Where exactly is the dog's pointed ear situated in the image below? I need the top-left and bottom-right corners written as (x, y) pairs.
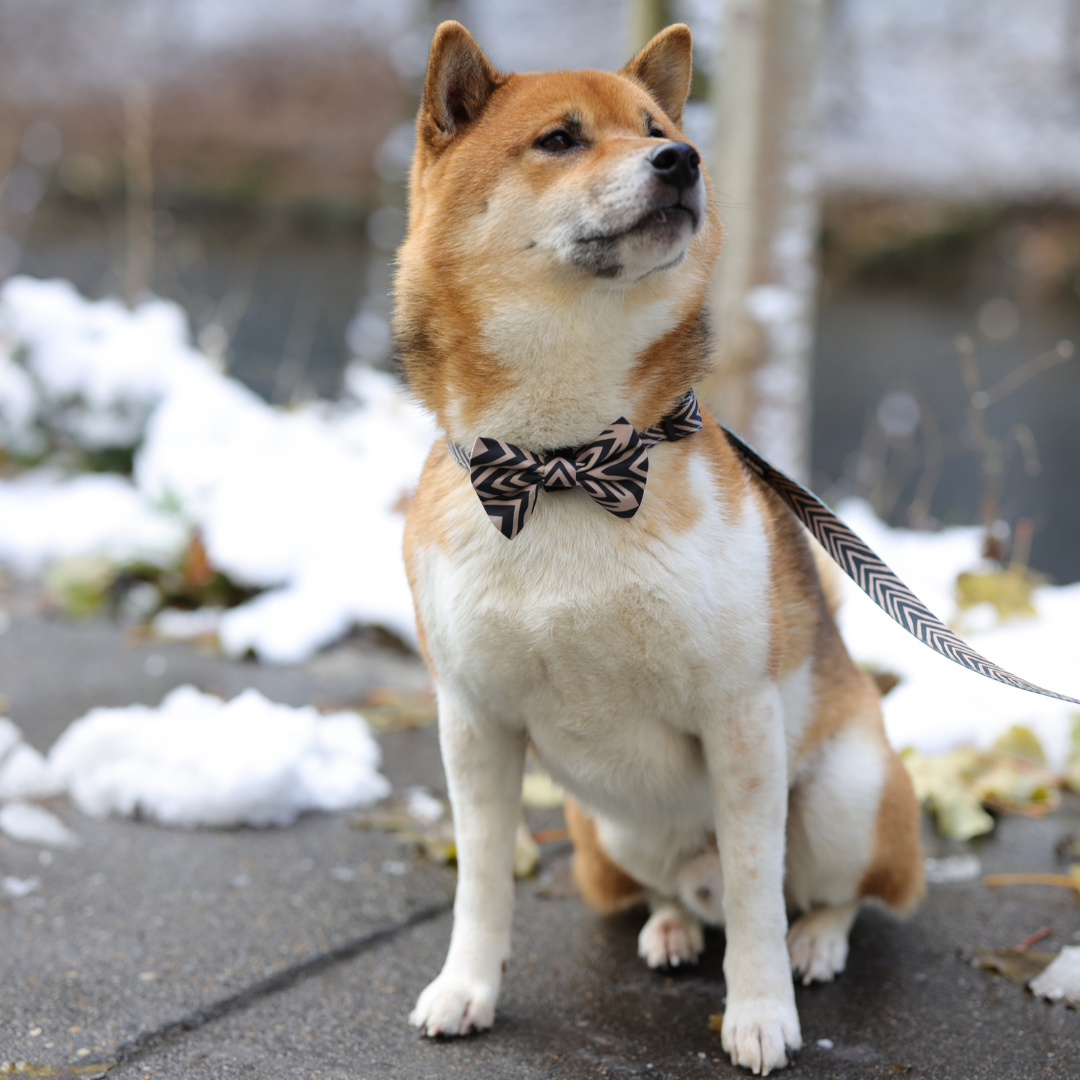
top-left (419, 22), bottom-right (504, 150)
top-left (621, 23), bottom-right (693, 127)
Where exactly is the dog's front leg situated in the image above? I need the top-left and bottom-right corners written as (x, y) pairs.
top-left (704, 683), bottom-right (800, 1075)
top-left (410, 689), bottom-right (526, 1036)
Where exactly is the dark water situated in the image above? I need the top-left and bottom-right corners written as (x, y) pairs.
top-left (813, 291), bottom-right (1080, 585)
top-left (15, 203), bottom-right (1080, 584)
top-left (16, 202), bottom-right (383, 402)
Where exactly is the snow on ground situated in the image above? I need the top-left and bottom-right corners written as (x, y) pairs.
top-left (0, 276), bottom-right (437, 661)
top-left (0, 687), bottom-right (390, 831)
top-left (140, 362), bottom-right (435, 661)
top-left (0, 470), bottom-right (186, 576)
top-left (836, 500), bottom-right (1080, 769)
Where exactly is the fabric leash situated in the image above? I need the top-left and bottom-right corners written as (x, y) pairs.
top-left (720, 424), bottom-right (1080, 706)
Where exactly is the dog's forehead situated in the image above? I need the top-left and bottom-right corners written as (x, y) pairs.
top-left (494, 69), bottom-right (660, 135)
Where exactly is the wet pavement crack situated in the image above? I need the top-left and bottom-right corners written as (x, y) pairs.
top-left (107, 900), bottom-right (452, 1069)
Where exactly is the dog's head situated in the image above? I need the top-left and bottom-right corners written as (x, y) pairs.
top-left (395, 22), bottom-right (722, 448)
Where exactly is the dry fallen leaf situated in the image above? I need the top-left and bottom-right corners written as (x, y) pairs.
top-left (351, 792), bottom-right (455, 864)
top-left (514, 821), bottom-right (540, 878)
top-left (902, 749), bottom-right (994, 839)
top-left (973, 947), bottom-right (1056, 984)
top-left (902, 731), bottom-right (1065, 840)
top-left (860, 664), bottom-right (901, 697)
top-left (44, 555), bottom-right (115, 617)
top-left (993, 725), bottom-right (1047, 764)
top-left (1055, 832), bottom-right (1080, 861)
top-left (955, 566), bottom-right (1044, 622)
top-left (522, 771), bottom-right (565, 808)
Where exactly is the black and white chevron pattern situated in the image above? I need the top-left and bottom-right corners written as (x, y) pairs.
top-left (467, 437), bottom-right (545, 540)
top-left (448, 393), bottom-right (702, 540)
top-left (455, 419), bottom-right (650, 539)
top-left (721, 425), bottom-right (1080, 706)
top-left (640, 391), bottom-right (703, 448)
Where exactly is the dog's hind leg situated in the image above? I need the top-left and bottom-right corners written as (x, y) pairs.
top-left (410, 687), bottom-right (527, 1036)
top-left (784, 716), bottom-right (924, 986)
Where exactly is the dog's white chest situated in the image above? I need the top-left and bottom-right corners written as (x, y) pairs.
top-left (412, 454), bottom-right (772, 822)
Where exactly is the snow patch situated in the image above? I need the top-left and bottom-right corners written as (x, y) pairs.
top-left (47, 686), bottom-right (390, 828)
top-left (0, 802), bottom-right (80, 848)
top-left (0, 471), bottom-right (187, 577)
top-left (0, 277), bottom-right (437, 661)
top-left (151, 606), bottom-right (225, 641)
top-left (0, 741), bottom-right (63, 801)
top-left (0, 717), bottom-right (22, 762)
top-left (2, 875), bottom-right (42, 898)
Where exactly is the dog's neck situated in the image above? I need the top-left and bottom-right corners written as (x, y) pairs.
top-left (434, 284), bottom-right (709, 453)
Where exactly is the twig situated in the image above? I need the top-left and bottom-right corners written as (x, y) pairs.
top-left (908, 396), bottom-right (942, 527)
top-left (1014, 925), bottom-right (1053, 951)
top-left (972, 341), bottom-right (1075, 411)
top-left (984, 872), bottom-right (1080, 890)
top-left (124, 81), bottom-right (154, 306)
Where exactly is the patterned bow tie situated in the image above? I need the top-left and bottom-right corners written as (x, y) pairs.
top-left (449, 391), bottom-right (702, 539)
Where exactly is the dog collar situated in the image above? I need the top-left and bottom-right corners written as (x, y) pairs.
top-left (447, 390), bottom-right (702, 540)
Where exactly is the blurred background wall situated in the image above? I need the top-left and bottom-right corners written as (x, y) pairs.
top-left (1, 0), bottom-right (1078, 581)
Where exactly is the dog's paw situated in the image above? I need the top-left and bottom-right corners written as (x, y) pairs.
top-left (638, 905), bottom-right (704, 969)
top-left (720, 996), bottom-right (801, 1076)
top-left (409, 973), bottom-right (498, 1037)
top-left (786, 907), bottom-right (852, 986)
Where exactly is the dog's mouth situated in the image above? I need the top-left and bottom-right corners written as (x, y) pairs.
top-left (576, 203), bottom-right (699, 249)
top-left (631, 203), bottom-right (698, 236)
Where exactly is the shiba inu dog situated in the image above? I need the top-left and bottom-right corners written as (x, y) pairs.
top-left (397, 21), bottom-right (924, 1075)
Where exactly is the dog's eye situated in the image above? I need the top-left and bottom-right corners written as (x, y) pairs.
top-left (537, 130), bottom-right (576, 153)
top-left (648, 125), bottom-right (665, 138)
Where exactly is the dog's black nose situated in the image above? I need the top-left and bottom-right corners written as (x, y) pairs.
top-left (649, 142), bottom-right (700, 189)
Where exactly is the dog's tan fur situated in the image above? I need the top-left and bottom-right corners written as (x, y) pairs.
top-left (398, 22), bottom-right (923, 1075)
